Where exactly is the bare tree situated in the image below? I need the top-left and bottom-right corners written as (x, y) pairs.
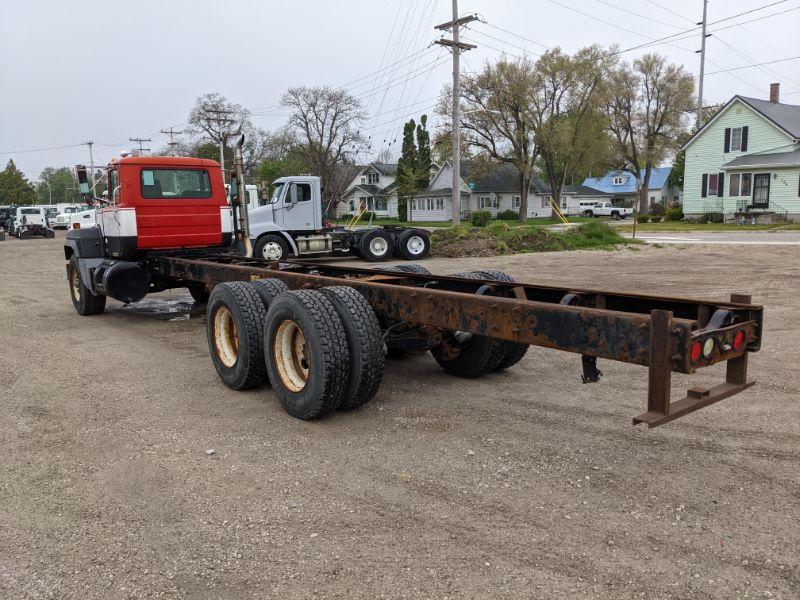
top-left (529, 46), bottom-right (616, 208)
top-left (607, 54), bottom-right (695, 213)
top-left (448, 58), bottom-right (539, 221)
top-left (281, 86), bottom-right (367, 200)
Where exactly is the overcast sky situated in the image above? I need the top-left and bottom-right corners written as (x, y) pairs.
top-left (1, 0), bottom-right (798, 182)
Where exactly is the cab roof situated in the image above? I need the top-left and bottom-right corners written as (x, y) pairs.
top-left (108, 156), bottom-right (221, 168)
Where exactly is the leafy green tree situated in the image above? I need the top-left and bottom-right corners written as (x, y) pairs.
top-left (0, 159), bottom-right (36, 205)
top-left (259, 148), bottom-right (308, 195)
top-left (36, 167), bottom-right (77, 204)
top-left (415, 114), bottom-right (432, 190)
top-left (396, 119), bottom-right (418, 222)
top-left (669, 150), bottom-right (685, 189)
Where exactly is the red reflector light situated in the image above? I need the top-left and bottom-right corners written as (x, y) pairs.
top-left (733, 329), bottom-right (746, 351)
top-left (691, 341), bottom-right (702, 362)
top-left (72, 223), bottom-right (80, 229)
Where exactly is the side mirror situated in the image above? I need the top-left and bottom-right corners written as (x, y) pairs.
top-left (229, 178), bottom-right (239, 202)
top-left (75, 165), bottom-right (92, 201)
top-left (288, 183), bottom-right (298, 207)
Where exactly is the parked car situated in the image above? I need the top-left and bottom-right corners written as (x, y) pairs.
top-left (53, 204), bottom-right (88, 229)
top-left (7, 206), bottom-right (55, 238)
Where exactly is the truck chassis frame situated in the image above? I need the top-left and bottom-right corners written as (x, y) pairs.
top-left (153, 251), bottom-right (763, 427)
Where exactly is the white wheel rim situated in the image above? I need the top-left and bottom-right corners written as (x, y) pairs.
top-left (261, 241), bottom-right (283, 260)
top-left (406, 235), bottom-right (425, 255)
top-left (213, 306), bottom-right (239, 368)
top-left (369, 236), bottom-right (389, 256)
top-left (274, 320), bottom-right (309, 392)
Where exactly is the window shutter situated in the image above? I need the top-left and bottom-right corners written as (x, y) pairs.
top-left (701, 174), bottom-right (708, 198)
top-left (724, 128), bottom-right (731, 152)
top-left (741, 126), bottom-right (749, 152)
top-left (717, 172), bottom-right (724, 197)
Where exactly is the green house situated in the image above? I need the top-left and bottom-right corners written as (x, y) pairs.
top-left (682, 85), bottom-right (800, 222)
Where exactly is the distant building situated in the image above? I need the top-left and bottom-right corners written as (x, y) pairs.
top-left (336, 163), bottom-right (399, 219)
top-left (681, 84), bottom-right (800, 222)
top-left (582, 167), bottom-right (680, 209)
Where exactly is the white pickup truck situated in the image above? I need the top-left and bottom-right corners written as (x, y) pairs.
top-left (583, 202), bottom-right (632, 220)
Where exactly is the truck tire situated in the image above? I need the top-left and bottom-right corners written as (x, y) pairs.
top-left (264, 290), bottom-right (350, 419)
top-left (359, 229), bottom-right (394, 262)
top-left (471, 270), bottom-right (530, 371)
top-left (381, 264), bottom-right (431, 275)
top-left (611, 211), bottom-right (621, 220)
top-left (68, 256), bottom-right (106, 316)
top-left (583, 210), bottom-right (593, 218)
top-left (254, 234), bottom-right (290, 261)
top-left (206, 282), bottom-right (269, 390)
top-left (188, 285), bottom-right (210, 304)
top-left (431, 271), bottom-right (505, 378)
top-left (319, 286), bottom-right (384, 410)
top-left (396, 229), bottom-right (430, 260)
top-left (250, 278), bottom-right (289, 309)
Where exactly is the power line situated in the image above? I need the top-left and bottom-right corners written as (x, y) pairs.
top-left (644, 0), bottom-right (696, 24)
top-left (593, 0), bottom-right (686, 29)
top-left (0, 143), bottom-right (85, 155)
top-left (479, 21), bottom-right (551, 50)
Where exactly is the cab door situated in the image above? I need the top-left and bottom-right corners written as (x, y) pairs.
top-left (281, 181), bottom-right (316, 232)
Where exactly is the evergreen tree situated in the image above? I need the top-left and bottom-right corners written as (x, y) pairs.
top-left (396, 119), bottom-right (417, 222)
top-left (415, 114), bottom-right (432, 190)
top-left (0, 159), bottom-right (36, 205)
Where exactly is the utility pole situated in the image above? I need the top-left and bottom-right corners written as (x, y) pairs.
top-left (160, 127), bottom-right (184, 156)
top-left (84, 140), bottom-right (95, 190)
top-left (206, 109), bottom-right (237, 180)
top-left (435, 1), bottom-right (477, 226)
top-left (696, 0), bottom-right (710, 127)
top-left (129, 137), bottom-right (152, 156)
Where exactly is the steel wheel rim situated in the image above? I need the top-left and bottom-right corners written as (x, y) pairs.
top-left (274, 320), bottom-right (309, 392)
top-left (369, 236), bottom-right (388, 256)
top-left (406, 235), bottom-right (425, 255)
top-left (213, 306), bottom-right (239, 368)
top-left (70, 267), bottom-right (81, 301)
top-left (261, 241), bottom-right (283, 260)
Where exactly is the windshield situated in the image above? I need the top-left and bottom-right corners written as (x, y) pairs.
top-left (63, 206), bottom-right (81, 214)
top-left (269, 182), bottom-right (285, 204)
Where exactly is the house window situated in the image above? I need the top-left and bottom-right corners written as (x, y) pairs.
top-left (436, 197), bottom-right (444, 210)
top-left (360, 176), bottom-right (366, 184)
top-left (612, 176), bottom-right (624, 185)
top-left (729, 173), bottom-right (740, 196)
top-left (707, 173), bottom-right (718, 196)
top-left (730, 127), bottom-right (743, 152)
top-left (541, 196), bottom-right (548, 208)
top-left (375, 197), bottom-right (387, 211)
top-left (512, 195), bottom-right (521, 209)
top-left (740, 173), bottom-right (752, 196)
top-left (349, 199), bottom-right (356, 212)
top-left (367, 172), bottom-right (379, 184)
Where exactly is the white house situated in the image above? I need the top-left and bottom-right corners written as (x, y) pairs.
top-left (409, 161), bottom-right (556, 222)
top-left (336, 162), bottom-right (399, 219)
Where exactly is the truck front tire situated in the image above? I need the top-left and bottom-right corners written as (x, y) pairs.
top-left (264, 290), bottom-right (351, 419)
top-left (396, 229), bottom-right (430, 260)
top-left (68, 256), bottom-right (106, 316)
top-left (254, 234), bottom-right (290, 261)
top-left (207, 282), bottom-right (269, 390)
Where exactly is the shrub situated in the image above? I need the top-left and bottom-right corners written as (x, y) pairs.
top-left (637, 214), bottom-right (650, 223)
top-left (650, 204), bottom-right (665, 216)
top-left (704, 212), bottom-right (724, 223)
top-left (649, 216), bottom-right (662, 223)
top-left (496, 209), bottom-right (519, 221)
top-left (665, 207), bottom-right (684, 221)
top-left (471, 210), bottom-right (492, 227)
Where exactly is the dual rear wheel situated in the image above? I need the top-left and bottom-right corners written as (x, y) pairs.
top-left (206, 279), bottom-right (384, 420)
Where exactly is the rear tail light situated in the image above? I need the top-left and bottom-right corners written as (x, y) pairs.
top-left (691, 341), bottom-right (702, 362)
top-left (733, 329), bottom-right (746, 351)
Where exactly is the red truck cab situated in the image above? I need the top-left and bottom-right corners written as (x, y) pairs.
top-left (99, 156), bottom-right (232, 258)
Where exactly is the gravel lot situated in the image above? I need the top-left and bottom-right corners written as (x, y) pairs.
top-left (1, 233), bottom-right (798, 599)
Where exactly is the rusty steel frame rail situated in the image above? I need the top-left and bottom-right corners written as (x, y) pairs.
top-left (155, 254), bottom-right (763, 427)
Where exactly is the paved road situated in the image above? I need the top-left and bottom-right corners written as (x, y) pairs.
top-left (625, 230), bottom-right (800, 245)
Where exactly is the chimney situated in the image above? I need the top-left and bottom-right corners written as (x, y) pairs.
top-left (770, 82), bottom-right (780, 103)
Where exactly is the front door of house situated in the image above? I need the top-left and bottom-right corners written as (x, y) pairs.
top-left (752, 173), bottom-right (770, 207)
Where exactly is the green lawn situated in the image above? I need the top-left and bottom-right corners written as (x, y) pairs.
top-left (365, 216), bottom-right (596, 228)
top-left (617, 221), bottom-right (800, 232)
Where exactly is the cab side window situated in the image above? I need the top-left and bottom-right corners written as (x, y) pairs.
top-left (296, 183), bottom-right (312, 202)
top-left (108, 169), bottom-right (120, 202)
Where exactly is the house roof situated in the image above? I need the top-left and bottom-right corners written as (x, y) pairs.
top-left (441, 161), bottom-right (540, 193)
top-left (346, 184), bottom-right (383, 196)
top-left (738, 96), bottom-right (800, 139)
top-left (563, 185), bottom-right (612, 197)
top-left (682, 95), bottom-right (800, 150)
top-left (721, 149), bottom-right (800, 170)
top-left (367, 162), bottom-right (398, 176)
top-left (582, 168), bottom-right (671, 194)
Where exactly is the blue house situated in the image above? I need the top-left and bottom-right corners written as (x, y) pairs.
top-left (582, 167), bottom-right (681, 209)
